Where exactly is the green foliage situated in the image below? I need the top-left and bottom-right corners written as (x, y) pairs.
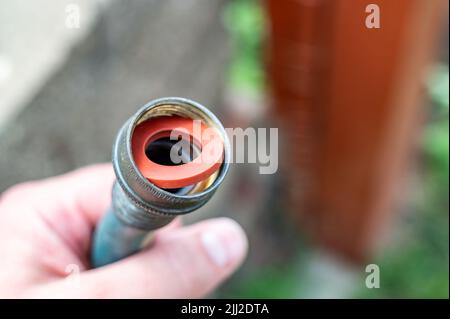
top-left (425, 64), bottom-right (450, 192)
top-left (355, 64), bottom-right (449, 299)
top-left (223, 265), bottom-right (300, 298)
top-left (427, 64), bottom-right (449, 113)
top-left (223, 0), bottom-right (265, 92)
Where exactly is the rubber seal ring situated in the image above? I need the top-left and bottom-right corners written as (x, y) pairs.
top-left (131, 116), bottom-right (224, 189)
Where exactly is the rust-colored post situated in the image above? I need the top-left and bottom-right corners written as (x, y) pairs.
top-left (267, 0), bottom-right (448, 262)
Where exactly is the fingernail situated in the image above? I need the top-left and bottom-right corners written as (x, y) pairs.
top-left (200, 218), bottom-right (248, 267)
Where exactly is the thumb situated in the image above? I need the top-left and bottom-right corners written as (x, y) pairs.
top-left (86, 217), bottom-right (248, 298)
top-left (33, 218), bottom-right (248, 298)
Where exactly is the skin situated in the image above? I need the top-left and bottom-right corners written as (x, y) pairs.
top-left (0, 164), bottom-right (248, 298)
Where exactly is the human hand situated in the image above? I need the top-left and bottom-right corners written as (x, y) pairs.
top-left (0, 164), bottom-right (248, 298)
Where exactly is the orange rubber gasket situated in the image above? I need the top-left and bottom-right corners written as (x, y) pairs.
top-left (131, 116), bottom-right (224, 189)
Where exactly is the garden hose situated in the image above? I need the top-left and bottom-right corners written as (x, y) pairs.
top-left (91, 97), bottom-right (230, 268)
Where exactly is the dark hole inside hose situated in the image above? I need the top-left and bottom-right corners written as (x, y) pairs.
top-left (146, 137), bottom-right (197, 165)
top-left (145, 137), bottom-right (198, 194)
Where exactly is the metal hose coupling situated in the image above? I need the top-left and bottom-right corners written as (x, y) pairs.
top-left (91, 97), bottom-right (230, 268)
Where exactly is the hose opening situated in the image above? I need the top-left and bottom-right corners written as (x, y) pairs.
top-left (131, 113), bottom-right (224, 193)
top-left (145, 135), bottom-right (200, 166)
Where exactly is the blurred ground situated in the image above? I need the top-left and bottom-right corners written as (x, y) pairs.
top-left (0, 0), bottom-right (105, 130)
top-left (0, 0), bottom-right (229, 190)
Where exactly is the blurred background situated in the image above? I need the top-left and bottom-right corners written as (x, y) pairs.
top-left (0, 0), bottom-right (448, 298)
